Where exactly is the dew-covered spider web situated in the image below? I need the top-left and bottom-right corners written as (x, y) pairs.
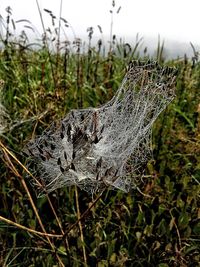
top-left (26, 60), bottom-right (177, 195)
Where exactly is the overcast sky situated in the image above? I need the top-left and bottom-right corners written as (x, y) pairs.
top-left (1, 0), bottom-right (200, 45)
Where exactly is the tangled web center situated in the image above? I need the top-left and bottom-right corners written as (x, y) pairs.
top-left (26, 60), bottom-right (177, 194)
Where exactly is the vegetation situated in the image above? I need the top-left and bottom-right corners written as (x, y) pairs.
top-left (0, 3), bottom-right (199, 266)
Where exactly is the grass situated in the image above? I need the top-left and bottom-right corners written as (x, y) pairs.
top-left (0, 3), bottom-right (200, 267)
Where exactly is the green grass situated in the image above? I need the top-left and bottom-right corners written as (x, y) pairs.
top-left (0, 5), bottom-right (200, 267)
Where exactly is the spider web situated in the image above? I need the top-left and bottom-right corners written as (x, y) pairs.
top-left (26, 60), bottom-right (177, 195)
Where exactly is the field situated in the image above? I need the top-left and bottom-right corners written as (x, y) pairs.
top-left (0, 5), bottom-right (200, 267)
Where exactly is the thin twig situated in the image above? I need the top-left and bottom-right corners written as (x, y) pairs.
top-left (75, 186), bottom-right (87, 265)
top-left (0, 140), bottom-right (70, 263)
top-left (35, 0), bottom-right (56, 87)
top-left (0, 141), bottom-right (69, 242)
top-left (0, 215), bottom-right (62, 238)
top-left (0, 142), bottom-right (65, 266)
top-left (0, 140), bottom-right (42, 187)
top-left (170, 210), bottom-right (182, 249)
top-left (62, 189), bottom-right (105, 241)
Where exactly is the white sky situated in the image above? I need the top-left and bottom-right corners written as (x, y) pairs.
top-left (1, 0), bottom-right (200, 44)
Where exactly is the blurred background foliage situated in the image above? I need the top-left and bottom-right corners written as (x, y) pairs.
top-left (0, 4), bottom-right (200, 267)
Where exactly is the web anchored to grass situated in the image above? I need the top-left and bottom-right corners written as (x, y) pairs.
top-left (26, 60), bottom-right (177, 194)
